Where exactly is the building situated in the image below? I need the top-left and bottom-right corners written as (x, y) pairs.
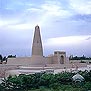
top-left (7, 25), bottom-right (67, 66)
top-left (0, 25), bottom-right (88, 77)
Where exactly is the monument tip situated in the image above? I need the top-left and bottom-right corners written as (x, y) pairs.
top-left (35, 25), bottom-right (39, 29)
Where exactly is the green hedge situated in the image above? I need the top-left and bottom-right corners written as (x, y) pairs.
top-left (0, 71), bottom-right (91, 91)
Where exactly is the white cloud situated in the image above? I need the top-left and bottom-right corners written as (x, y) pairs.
top-left (0, 20), bottom-right (19, 27)
top-left (26, 8), bottom-right (41, 12)
top-left (0, 0), bottom-right (73, 30)
top-left (44, 35), bottom-right (91, 47)
top-left (38, 0), bottom-right (73, 26)
top-left (7, 23), bottom-right (34, 30)
top-left (41, 0), bottom-right (72, 17)
top-left (70, 0), bottom-right (91, 15)
top-left (1, 0), bottom-right (91, 31)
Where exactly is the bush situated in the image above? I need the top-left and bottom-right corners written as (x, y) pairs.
top-left (1, 71), bottom-right (91, 91)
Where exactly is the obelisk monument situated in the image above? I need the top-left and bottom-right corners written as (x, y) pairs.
top-left (32, 25), bottom-right (43, 56)
top-left (31, 25), bottom-right (45, 65)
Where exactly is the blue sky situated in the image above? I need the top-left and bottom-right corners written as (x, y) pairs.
top-left (0, 0), bottom-right (91, 57)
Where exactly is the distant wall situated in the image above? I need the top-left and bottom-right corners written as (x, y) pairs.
top-left (7, 57), bottom-right (31, 65)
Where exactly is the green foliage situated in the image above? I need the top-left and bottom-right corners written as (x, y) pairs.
top-left (1, 76), bottom-right (23, 91)
top-left (1, 71), bottom-right (91, 91)
top-left (69, 55), bottom-right (91, 60)
top-left (0, 54), bottom-right (7, 63)
top-left (54, 72), bottom-right (73, 85)
top-left (8, 55), bottom-right (16, 58)
top-left (0, 54), bottom-right (2, 60)
top-left (83, 82), bottom-right (91, 91)
top-left (80, 70), bottom-right (91, 82)
top-left (39, 73), bottom-right (55, 87)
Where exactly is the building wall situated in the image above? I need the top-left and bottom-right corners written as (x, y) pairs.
top-left (44, 57), bottom-right (53, 64)
top-left (7, 57), bottom-right (31, 65)
top-left (52, 55), bottom-right (58, 64)
top-left (53, 51), bottom-right (66, 64)
top-left (30, 55), bottom-right (45, 65)
top-left (7, 56), bottom-right (47, 66)
top-left (7, 51), bottom-right (68, 66)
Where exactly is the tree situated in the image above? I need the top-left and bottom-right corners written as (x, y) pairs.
top-left (1, 76), bottom-right (23, 91)
top-left (0, 55), bottom-right (2, 60)
top-left (0, 55), bottom-right (3, 63)
top-left (39, 73), bottom-right (55, 87)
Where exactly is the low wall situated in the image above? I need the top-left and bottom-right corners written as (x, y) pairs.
top-left (0, 65), bottom-right (19, 78)
top-left (7, 56), bottom-right (46, 65)
top-left (7, 57), bottom-right (31, 65)
top-left (46, 63), bottom-right (87, 69)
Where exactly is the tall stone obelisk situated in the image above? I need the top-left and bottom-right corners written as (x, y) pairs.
top-left (31, 25), bottom-right (45, 65)
top-left (32, 25), bottom-right (43, 56)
